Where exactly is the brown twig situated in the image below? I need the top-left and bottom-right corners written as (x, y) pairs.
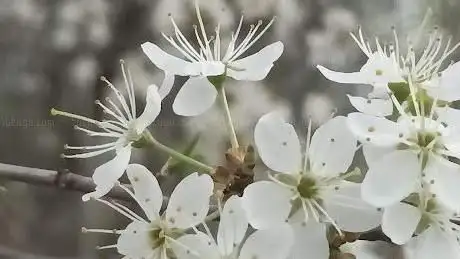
top-left (0, 163), bottom-right (131, 201)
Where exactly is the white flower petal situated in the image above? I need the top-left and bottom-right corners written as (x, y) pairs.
top-left (317, 65), bottom-right (367, 84)
top-left (309, 116), bottom-right (357, 177)
top-left (291, 222), bottom-right (329, 259)
top-left (241, 181), bottom-right (292, 229)
top-left (158, 72), bottom-right (175, 100)
top-left (172, 77), bottom-right (218, 116)
top-left (82, 146), bottom-right (131, 201)
top-left (362, 150), bottom-right (420, 207)
top-left (319, 53), bottom-right (402, 88)
top-left (126, 164), bottom-right (163, 221)
top-left (407, 226), bottom-right (460, 259)
top-left (227, 41), bottom-right (284, 81)
top-left (435, 107), bottom-right (460, 158)
top-left (434, 106), bottom-right (460, 130)
top-left (141, 42), bottom-right (198, 76)
top-left (165, 172), bottom-right (214, 229)
top-left (254, 112), bottom-right (302, 173)
top-left (424, 154), bottom-right (460, 211)
top-left (134, 85), bottom-right (161, 134)
top-left (172, 233), bottom-right (220, 259)
top-left (347, 112), bottom-right (405, 147)
top-left (195, 61), bottom-right (226, 76)
top-left (359, 53), bottom-right (403, 85)
top-left (427, 61), bottom-right (460, 102)
top-left (382, 202), bottom-right (421, 245)
top-left (239, 224), bottom-right (294, 259)
top-left (323, 181), bottom-right (382, 232)
top-left (217, 195), bottom-right (248, 256)
top-left (369, 83), bottom-right (391, 99)
top-left (362, 145), bottom-right (394, 168)
top-left (117, 221), bottom-right (154, 258)
top-left (341, 240), bottom-right (397, 259)
top-left (347, 95), bottom-right (393, 117)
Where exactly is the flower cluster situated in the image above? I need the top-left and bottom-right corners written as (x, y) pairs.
top-left (50, 2), bottom-right (460, 259)
top-left (319, 24), bottom-right (460, 258)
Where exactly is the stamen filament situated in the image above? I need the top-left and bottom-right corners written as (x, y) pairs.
top-left (94, 198), bottom-right (142, 222)
top-left (195, 1), bottom-right (213, 60)
top-left (100, 77), bottom-right (134, 121)
top-left (311, 199), bottom-right (344, 237)
top-left (51, 108), bottom-right (101, 126)
top-left (120, 61), bottom-right (136, 119)
top-left (81, 227), bottom-right (122, 234)
top-left (62, 145), bottom-right (118, 159)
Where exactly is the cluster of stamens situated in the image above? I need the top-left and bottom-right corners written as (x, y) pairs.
top-left (163, 2), bottom-right (275, 66)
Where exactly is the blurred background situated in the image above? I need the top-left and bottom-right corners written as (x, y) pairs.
top-left (0, 0), bottom-right (459, 258)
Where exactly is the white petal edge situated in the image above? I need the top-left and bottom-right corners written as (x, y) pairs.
top-left (241, 181), bottom-right (292, 229)
top-left (347, 112), bottom-right (405, 147)
top-left (238, 223), bottom-right (294, 259)
top-left (362, 145), bottom-right (394, 168)
top-left (323, 181), bottom-right (382, 232)
top-left (158, 71), bottom-right (175, 100)
top-left (341, 240), bottom-right (397, 259)
top-left (254, 112), bottom-right (302, 173)
top-left (227, 41), bottom-right (284, 81)
top-left (291, 222), bottom-right (329, 259)
top-left (427, 61), bottom-right (460, 102)
top-left (424, 155), bottom-right (460, 212)
top-left (172, 233), bottom-right (220, 259)
top-left (126, 164), bottom-right (163, 221)
top-left (82, 146), bottom-right (132, 201)
top-left (217, 195), bottom-right (248, 256)
top-left (165, 172), bottom-right (214, 229)
top-left (317, 65), bottom-right (366, 84)
top-left (172, 77), bottom-right (218, 116)
top-left (361, 150), bottom-right (420, 207)
top-left (309, 116), bottom-right (357, 177)
top-left (141, 42), bottom-right (198, 76)
top-left (135, 84), bottom-right (162, 134)
top-left (382, 202), bottom-right (421, 245)
top-left (117, 221), bottom-right (155, 258)
top-left (406, 226), bottom-right (460, 259)
top-left (347, 94), bottom-right (393, 117)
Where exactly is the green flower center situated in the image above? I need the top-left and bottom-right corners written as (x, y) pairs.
top-left (149, 228), bottom-right (166, 249)
top-left (416, 132), bottom-right (438, 148)
top-left (297, 176), bottom-right (319, 199)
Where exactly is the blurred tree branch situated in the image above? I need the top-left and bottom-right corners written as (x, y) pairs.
top-left (0, 163), bottom-right (131, 201)
top-left (0, 244), bottom-right (78, 259)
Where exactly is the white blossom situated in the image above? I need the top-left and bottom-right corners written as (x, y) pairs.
top-left (241, 113), bottom-right (381, 259)
top-left (171, 195), bottom-right (294, 259)
top-left (83, 164), bottom-right (214, 259)
top-left (141, 1), bottom-right (283, 116)
top-left (51, 62), bottom-right (174, 201)
top-left (348, 102), bottom-right (460, 210)
top-left (317, 26), bottom-right (460, 116)
top-left (383, 199), bottom-right (460, 259)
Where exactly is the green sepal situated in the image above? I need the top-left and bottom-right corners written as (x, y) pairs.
top-left (131, 133), bottom-right (152, 148)
top-left (388, 82), bottom-right (410, 103)
top-left (208, 74), bottom-right (226, 90)
top-left (168, 133), bottom-right (206, 173)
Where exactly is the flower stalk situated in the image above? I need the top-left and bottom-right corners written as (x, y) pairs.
top-left (217, 86), bottom-right (240, 149)
top-left (143, 131), bottom-right (214, 174)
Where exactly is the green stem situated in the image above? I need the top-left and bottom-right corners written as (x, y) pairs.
top-left (143, 131), bottom-right (214, 174)
top-left (217, 87), bottom-right (239, 149)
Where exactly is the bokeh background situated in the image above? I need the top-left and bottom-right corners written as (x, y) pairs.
top-left (0, 0), bottom-right (459, 258)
